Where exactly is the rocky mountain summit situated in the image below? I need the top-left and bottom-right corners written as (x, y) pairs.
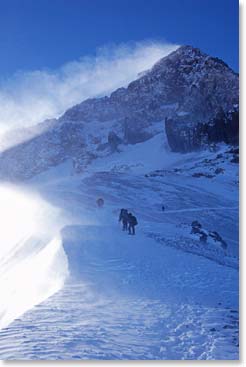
top-left (0, 45), bottom-right (239, 180)
top-left (62, 45), bottom-right (238, 125)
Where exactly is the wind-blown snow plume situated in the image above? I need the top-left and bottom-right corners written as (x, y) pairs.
top-left (0, 185), bottom-right (69, 329)
top-left (0, 41), bottom-right (178, 135)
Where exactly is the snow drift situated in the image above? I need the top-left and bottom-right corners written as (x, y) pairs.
top-left (0, 185), bottom-right (69, 329)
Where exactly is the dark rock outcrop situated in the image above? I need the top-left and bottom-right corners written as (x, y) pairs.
top-left (107, 131), bottom-right (122, 152)
top-left (191, 221), bottom-right (227, 249)
top-left (209, 231), bottom-right (227, 250)
top-left (165, 106), bottom-right (239, 153)
top-left (0, 45), bottom-right (239, 179)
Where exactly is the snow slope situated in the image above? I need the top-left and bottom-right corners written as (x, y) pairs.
top-left (0, 135), bottom-right (239, 360)
top-left (0, 185), bottom-right (69, 330)
top-left (0, 225), bottom-right (238, 360)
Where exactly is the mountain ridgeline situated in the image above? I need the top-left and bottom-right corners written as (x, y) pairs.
top-left (0, 45), bottom-right (239, 180)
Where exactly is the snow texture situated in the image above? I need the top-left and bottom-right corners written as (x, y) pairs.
top-left (0, 46), bottom-right (239, 360)
top-left (0, 135), bottom-right (239, 360)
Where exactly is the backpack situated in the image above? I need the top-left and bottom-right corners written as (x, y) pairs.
top-left (132, 216), bottom-right (138, 225)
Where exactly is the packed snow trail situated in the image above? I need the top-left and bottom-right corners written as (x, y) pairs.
top-left (0, 215), bottom-right (239, 360)
top-left (161, 206), bottom-right (238, 214)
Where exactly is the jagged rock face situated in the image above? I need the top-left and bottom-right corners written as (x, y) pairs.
top-left (0, 45), bottom-right (239, 180)
top-left (62, 46), bottom-right (238, 127)
top-left (165, 106), bottom-right (239, 153)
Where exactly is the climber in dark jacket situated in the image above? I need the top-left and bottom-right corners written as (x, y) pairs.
top-left (128, 213), bottom-right (138, 235)
top-left (119, 208), bottom-right (129, 231)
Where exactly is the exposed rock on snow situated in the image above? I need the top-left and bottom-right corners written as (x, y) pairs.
top-left (0, 45), bottom-right (239, 180)
top-left (191, 221), bottom-right (227, 250)
top-left (107, 131), bottom-right (122, 152)
top-left (165, 106), bottom-right (239, 152)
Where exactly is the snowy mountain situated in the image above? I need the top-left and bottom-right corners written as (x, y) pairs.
top-left (0, 45), bottom-right (239, 180)
top-left (0, 45), bottom-right (239, 360)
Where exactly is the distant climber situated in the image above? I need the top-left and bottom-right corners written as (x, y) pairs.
top-left (96, 198), bottom-right (104, 208)
top-left (128, 213), bottom-right (138, 235)
top-left (162, 205), bottom-right (165, 211)
top-left (119, 208), bottom-right (129, 231)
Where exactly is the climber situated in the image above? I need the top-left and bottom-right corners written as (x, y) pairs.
top-left (128, 213), bottom-right (138, 235)
top-left (96, 198), bottom-right (104, 208)
top-left (119, 208), bottom-right (129, 231)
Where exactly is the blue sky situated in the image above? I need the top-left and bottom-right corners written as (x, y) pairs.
top-left (0, 0), bottom-right (239, 78)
